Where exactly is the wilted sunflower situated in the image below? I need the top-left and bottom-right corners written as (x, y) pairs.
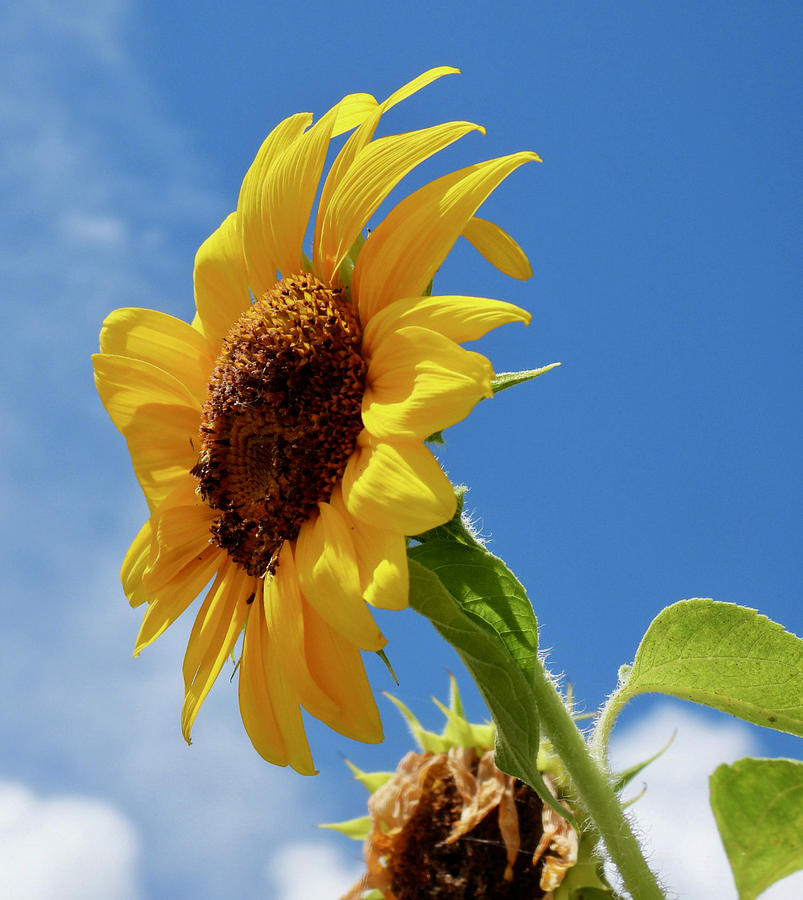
top-left (93, 66), bottom-right (538, 774)
top-left (326, 681), bottom-right (582, 900)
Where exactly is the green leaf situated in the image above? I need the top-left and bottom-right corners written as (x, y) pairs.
top-left (409, 540), bottom-right (538, 681)
top-left (407, 556), bottom-right (574, 825)
top-left (491, 363), bottom-right (561, 394)
top-left (710, 757), bottom-right (803, 900)
top-left (621, 599), bottom-right (803, 736)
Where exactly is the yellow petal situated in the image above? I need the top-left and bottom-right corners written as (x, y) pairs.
top-left (330, 93), bottom-right (379, 136)
top-left (181, 559), bottom-right (252, 742)
top-left (302, 597), bottom-right (383, 744)
top-left (353, 151), bottom-right (540, 323)
top-left (121, 521), bottom-right (154, 608)
top-left (314, 121), bottom-right (484, 283)
top-left (294, 504), bottom-right (386, 652)
top-left (317, 68), bottom-right (459, 227)
top-left (342, 436), bottom-right (456, 534)
top-left (93, 354), bottom-right (198, 434)
top-left (193, 212), bottom-right (251, 352)
top-left (260, 94), bottom-right (378, 278)
top-left (143, 481), bottom-right (217, 592)
top-left (134, 545), bottom-right (222, 655)
top-left (461, 216), bottom-right (533, 280)
top-left (125, 403), bottom-right (200, 512)
top-left (263, 544), bottom-right (341, 725)
top-left (238, 584), bottom-right (317, 775)
top-left (330, 487), bottom-right (408, 610)
top-left (382, 66), bottom-right (461, 110)
top-left (99, 307), bottom-right (213, 404)
top-left (362, 294), bottom-right (531, 355)
top-left (237, 113), bottom-right (312, 298)
top-left (362, 324), bottom-right (493, 440)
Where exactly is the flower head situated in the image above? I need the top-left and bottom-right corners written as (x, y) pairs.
top-left (93, 68), bottom-right (538, 774)
top-left (325, 679), bottom-right (579, 899)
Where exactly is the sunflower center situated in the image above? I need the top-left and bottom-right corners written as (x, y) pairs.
top-left (192, 273), bottom-right (366, 577)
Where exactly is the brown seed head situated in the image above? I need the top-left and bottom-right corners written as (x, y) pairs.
top-left (346, 748), bottom-right (578, 900)
top-left (192, 273), bottom-right (366, 576)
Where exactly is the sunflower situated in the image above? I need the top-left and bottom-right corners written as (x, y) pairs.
top-left (93, 66), bottom-right (538, 775)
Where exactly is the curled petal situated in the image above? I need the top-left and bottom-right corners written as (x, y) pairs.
top-left (363, 325), bottom-right (493, 440)
top-left (330, 488), bottom-right (408, 610)
top-left (192, 212), bottom-right (251, 351)
top-left (121, 521), bottom-right (154, 608)
top-left (461, 216), bottom-right (532, 280)
top-left (302, 598), bottom-right (383, 744)
top-left (353, 151), bottom-right (540, 322)
top-left (342, 436), bottom-right (456, 534)
top-left (257, 95), bottom-right (378, 279)
top-left (238, 583), bottom-right (316, 775)
top-left (100, 308), bottom-right (213, 403)
top-left (295, 504), bottom-right (386, 651)
top-left (142, 480), bottom-right (217, 593)
top-left (92, 355), bottom-right (198, 434)
top-left (134, 546), bottom-right (222, 655)
top-left (314, 120), bottom-right (483, 283)
top-left (363, 294), bottom-right (530, 355)
top-left (314, 66), bottom-right (459, 273)
top-left (124, 404), bottom-right (200, 513)
top-left (263, 544), bottom-right (341, 725)
top-left (181, 559), bottom-right (252, 742)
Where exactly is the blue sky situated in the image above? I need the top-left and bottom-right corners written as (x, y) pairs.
top-left (2, 1), bottom-right (800, 897)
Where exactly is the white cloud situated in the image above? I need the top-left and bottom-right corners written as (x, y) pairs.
top-left (609, 704), bottom-right (803, 899)
top-left (0, 780), bottom-right (141, 900)
top-left (266, 841), bottom-right (365, 900)
top-left (61, 211), bottom-right (128, 246)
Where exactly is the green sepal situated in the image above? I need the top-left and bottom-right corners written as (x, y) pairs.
top-left (710, 757), bottom-right (803, 900)
top-left (610, 732), bottom-right (675, 793)
top-left (334, 232), bottom-right (365, 293)
top-left (343, 758), bottom-right (394, 794)
top-left (375, 648), bottom-right (399, 686)
top-left (431, 696), bottom-right (494, 753)
top-left (319, 816), bottom-right (372, 841)
top-left (491, 363), bottom-right (561, 394)
top-left (383, 692), bottom-right (448, 753)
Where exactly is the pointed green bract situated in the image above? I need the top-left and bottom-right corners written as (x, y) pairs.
top-left (383, 692), bottom-right (449, 753)
top-left (319, 815), bottom-right (372, 841)
top-left (407, 555), bottom-right (574, 825)
top-left (611, 732), bottom-right (675, 794)
top-left (343, 758), bottom-right (394, 793)
top-left (710, 757), bottom-right (803, 900)
top-left (491, 363), bottom-right (561, 394)
top-left (620, 599), bottom-right (803, 736)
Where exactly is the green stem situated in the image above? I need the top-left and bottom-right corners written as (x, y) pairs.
top-left (590, 682), bottom-right (630, 768)
top-left (529, 660), bottom-right (665, 900)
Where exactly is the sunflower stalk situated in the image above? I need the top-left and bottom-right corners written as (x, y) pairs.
top-left (409, 500), bottom-right (665, 899)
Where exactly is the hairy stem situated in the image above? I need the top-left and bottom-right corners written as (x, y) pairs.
top-left (529, 661), bottom-right (665, 900)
